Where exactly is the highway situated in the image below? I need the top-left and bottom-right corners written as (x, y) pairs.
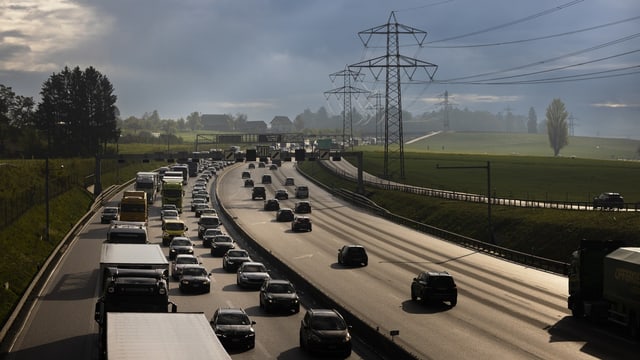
top-left (3, 160), bottom-right (637, 359)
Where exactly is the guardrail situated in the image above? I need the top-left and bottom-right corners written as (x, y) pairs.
top-left (297, 164), bottom-right (570, 276)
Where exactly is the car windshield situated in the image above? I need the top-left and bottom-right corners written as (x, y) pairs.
top-left (205, 229), bottom-right (222, 236)
top-left (200, 217), bottom-right (219, 225)
top-left (165, 223), bottom-right (185, 231)
top-left (227, 250), bottom-right (247, 257)
top-left (176, 257), bottom-right (198, 264)
top-left (104, 208), bottom-right (117, 214)
top-left (214, 236), bottom-right (232, 243)
top-left (217, 313), bottom-right (250, 325)
top-left (267, 283), bottom-right (295, 294)
top-left (163, 210), bottom-right (178, 217)
top-left (243, 264), bottom-right (266, 273)
top-left (183, 267), bottom-right (207, 276)
top-left (312, 315), bottom-right (346, 330)
top-left (172, 239), bottom-right (191, 246)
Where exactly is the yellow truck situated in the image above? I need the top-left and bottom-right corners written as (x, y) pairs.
top-left (162, 219), bottom-right (188, 246)
top-left (119, 190), bottom-right (148, 223)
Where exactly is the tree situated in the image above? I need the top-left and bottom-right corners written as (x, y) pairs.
top-left (186, 112), bottom-right (201, 131)
top-left (35, 66), bottom-right (119, 157)
top-left (545, 98), bottom-right (569, 156)
top-left (527, 107), bottom-right (538, 134)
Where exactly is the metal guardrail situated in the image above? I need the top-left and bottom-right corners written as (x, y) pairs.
top-left (297, 163), bottom-right (570, 276)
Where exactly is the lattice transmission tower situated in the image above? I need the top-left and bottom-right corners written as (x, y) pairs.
top-left (349, 11), bottom-right (438, 179)
top-left (324, 66), bottom-right (369, 149)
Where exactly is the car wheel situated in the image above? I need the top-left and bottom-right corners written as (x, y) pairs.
top-left (450, 298), bottom-right (457, 307)
top-left (294, 304), bottom-right (300, 313)
top-left (299, 333), bottom-right (307, 350)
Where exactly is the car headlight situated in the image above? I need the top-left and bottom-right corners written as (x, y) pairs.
top-left (342, 333), bottom-right (351, 343)
top-left (181, 280), bottom-right (189, 285)
top-left (309, 333), bottom-right (322, 342)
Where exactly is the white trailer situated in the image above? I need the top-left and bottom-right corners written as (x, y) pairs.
top-left (106, 312), bottom-right (231, 360)
top-left (134, 171), bottom-right (158, 203)
top-left (99, 243), bottom-right (169, 288)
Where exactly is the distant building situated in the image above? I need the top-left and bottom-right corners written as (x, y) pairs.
top-left (270, 116), bottom-right (293, 133)
top-left (241, 121), bottom-right (268, 133)
top-left (201, 114), bottom-right (233, 131)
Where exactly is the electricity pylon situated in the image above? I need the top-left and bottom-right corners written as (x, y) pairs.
top-left (324, 66), bottom-right (369, 149)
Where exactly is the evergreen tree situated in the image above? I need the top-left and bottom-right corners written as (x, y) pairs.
top-left (545, 99), bottom-right (569, 156)
top-left (527, 107), bottom-right (538, 134)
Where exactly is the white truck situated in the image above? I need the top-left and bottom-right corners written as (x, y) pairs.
top-left (134, 171), bottom-right (158, 203)
top-left (105, 312), bottom-right (231, 360)
top-left (99, 243), bottom-right (169, 288)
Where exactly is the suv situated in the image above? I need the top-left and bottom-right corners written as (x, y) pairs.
top-left (210, 308), bottom-right (256, 350)
top-left (263, 199), bottom-right (280, 211)
top-left (294, 201), bottom-right (311, 214)
top-left (411, 270), bottom-right (458, 307)
top-left (338, 245), bottom-right (368, 266)
top-left (259, 279), bottom-right (300, 313)
top-left (299, 309), bottom-right (352, 357)
top-left (197, 215), bottom-right (221, 239)
top-left (261, 174), bottom-right (272, 184)
top-left (252, 186), bottom-right (266, 200)
top-left (593, 192), bottom-right (624, 209)
top-left (291, 216), bottom-right (312, 232)
top-left (295, 186), bottom-right (309, 199)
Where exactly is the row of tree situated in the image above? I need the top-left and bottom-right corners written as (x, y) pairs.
top-left (1, 64), bottom-right (575, 158)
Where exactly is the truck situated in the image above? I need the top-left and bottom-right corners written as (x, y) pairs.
top-left (104, 312), bottom-right (230, 360)
top-left (568, 239), bottom-right (640, 338)
top-left (170, 164), bottom-right (189, 185)
top-left (106, 221), bottom-right (148, 244)
top-left (99, 243), bottom-right (169, 289)
top-left (119, 190), bottom-right (148, 223)
top-left (187, 159), bottom-right (199, 177)
top-left (134, 171), bottom-right (158, 204)
top-left (161, 177), bottom-right (184, 212)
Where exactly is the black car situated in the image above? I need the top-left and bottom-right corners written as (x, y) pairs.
top-left (294, 201), bottom-right (311, 214)
top-left (202, 228), bottom-right (224, 248)
top-left (248, 163), bottom-right (256, 169)
top-left (593, 192), bottom-right (624, 209)
top-left (197, 215), bottom-right (221, 239)
top-left (260, 279), bottom-right (300, 313)
top-left (223, 249), bottom-right (252, 272)
top-left (338, 245), bottom-right (368, 266)
top-left (210, 235), bottom-right (235, 256)
top-left (269, 164), bottom-right (278, 170)
top-left (261, 174), bottom-right (272, 184)
top-left (244, 179), bottom-right (254, 187)
top-left (210, 308), bottom-right (256, 350)
top-left (169, 237), bottom-right (194, 260)
top-left (263, 199), bottom-right (280, 211)
top-left (274, 189), bottom-right (288, 200)
top-left (299, 309), bottom-right (352, 357)
top-left (291, 216), bottom-right (312, 232)
top-left (276, 208), bottom-right (294, 222)
top-left (241, 171), bottom-right (251, 179)
top-left (178, 264), bottom-right (211, 293)
top-left (190, 197), bottom-right (207, 212)
top-left (411, 270), bottom-right (458, 307)
top-left (100, 207), bottom-right (119, 223)
top-left (252, 186), bottom-right (266, 200)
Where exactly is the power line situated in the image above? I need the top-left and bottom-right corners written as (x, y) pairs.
top-left (324, 66), bottom-right (369, 149)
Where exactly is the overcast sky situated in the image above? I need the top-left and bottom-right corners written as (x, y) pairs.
top-left (1, 0), bottom-right (639, 138)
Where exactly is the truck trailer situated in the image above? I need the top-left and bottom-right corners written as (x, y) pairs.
top-left (105, 312), bottom-right (230, 360)
top-left (99, 243), bottom-right (169, 288)
top-left (134, 171), bottom-right (158, 204)
top-left (568, 239), bottom-right (640, 338)
top-left (119, 190), bottom-right (148, 223)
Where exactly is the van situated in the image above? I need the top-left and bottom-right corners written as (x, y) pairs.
top-left (295, 186), bottom-right (309, 199)
top-left (162, 219), bottom-right (188, 246)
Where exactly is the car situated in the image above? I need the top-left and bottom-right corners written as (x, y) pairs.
top-left (195, 178), bottom-right (207, 187)
top-left (191, 189), bottom-right (209, 201)
top-left (178, 264), bottom-right (211, 293)
top-left (252, 186), bottom-right (266, 200)
top-left (248, 163), bottom-right (256, 169)
top-left (202, 228), bottom-right (224, 248)
top-left (169, 237), bottom-right (194, 260)
top-left (284, 177), bottom-right (295, 186)
top-left (223, 249), bottom-right (252, 272)
top-left (593, 192), bottom-right (624, 209)
top-left (295, 185), bottom-right (309, 199)
top-left (100, 207), bottom-right (119, 223)
top-left (294, 201), bottom-right (311, 214)
top-left (259, 279), bottom-right (300, 313)
top-left (236, 262), bottom-right (270, 288)
top-left (160, 209), bottom-right (179, 222)
top-left (241, 171), bottom-right (251, 179)
top-left (210, 308), bottom-right (256, 350)
top-left (161, 204), bottom-right (178, 212)
top-left (171, 254), bottom-right (200, 280)
top-left (210, 234), bottom-right (236, 256)
top-left (291, 216), bottom-right (312, 232)
top-left (410, 270), bottom-right (458, 307)
top-left (338, 245), bottom-right (368, 266)
top-left (276, 208), bottom-right (294, 222)
top-left (269, 164), bottom-right (278, 170)
top-left (261, 174), bottom-right (272, 184)
top-left (258, 162), bottom-right (266, 168)
top-left (244, 179), bottom-right (254, 187)
top-left (263, 199), bottom-right (280, 211)
top-left (299, 308), bottom-right (352, 357)
top-left (195, 205), bottom-right (213, 217)
top-left (274, 189), bottom-right (288, 200)
top-left (197, 215), bottom-right (221, 238)
top-left (190, 197), bottom-right (207, 211)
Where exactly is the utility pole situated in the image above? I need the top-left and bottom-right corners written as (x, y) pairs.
top-left (568, 113), bottom-right (577, 136)
top-left (324, 66), bottom-right (369, 150)
top-left (350, 11), bottom-right (438, 179)
top-left (436, 90), bottom-right (456, 131)
top-left (367, 91), bottom-right (384, 144)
